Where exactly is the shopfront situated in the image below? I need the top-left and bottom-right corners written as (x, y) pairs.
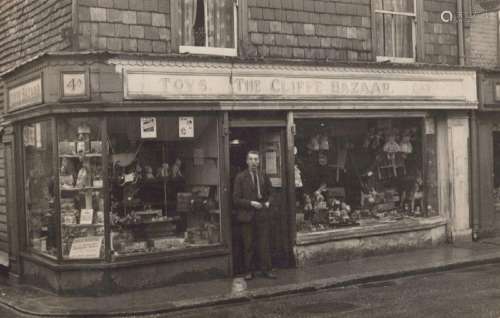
top-left (473, 71), bottom-right (500, 238)
top-left (1, 53), bottom-right (477, 293)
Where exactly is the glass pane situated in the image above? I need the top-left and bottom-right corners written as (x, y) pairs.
top-left (108, 115), bottom-right (221, 257)
top-left (375, 13), bottom-right (414, 58)
top-left (394, 15), bottom-right (413, 58)
top-left (58, 118), bottom-right (104, 260)
top-left (294, 118), bottom-right (428, 234)
top-left (493, 132), bottom-right (500, 211)
top-left (181, 0), bottom-right (235, 48)
top-left (381, 0), bottom-right (414, 13)
top-left (24, 121), bottom-right (57, 258)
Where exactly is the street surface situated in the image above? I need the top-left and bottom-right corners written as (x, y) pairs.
top-left (153, 263), bottom-right (500, 318)
top-left (2, 263), bottom-right (500, 317)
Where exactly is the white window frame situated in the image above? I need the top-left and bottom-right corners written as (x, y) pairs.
top-left (375, 0), bottom-right (417, 63)
top-left (179, 0), bottom-right (238, 57)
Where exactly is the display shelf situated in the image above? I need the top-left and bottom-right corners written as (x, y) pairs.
top-left (62, 223), bottom-right (104, 227)
top-left (59, 153), bottom-right (102, 158)
top-left (60, 186), bottom-right (103, 192)
top-left (111, 217), bottom-right (180, 228)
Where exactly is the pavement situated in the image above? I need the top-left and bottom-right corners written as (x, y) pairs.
top-left (2, 239), bottom-right (500, 317)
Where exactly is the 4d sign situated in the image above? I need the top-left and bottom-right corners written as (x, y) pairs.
top-left (8, 78), bottom-right (42, 111)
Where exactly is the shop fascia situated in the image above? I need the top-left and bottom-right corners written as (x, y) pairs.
top-left (120, 61), bottom-right (477, 104)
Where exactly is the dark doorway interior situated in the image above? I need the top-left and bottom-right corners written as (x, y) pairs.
top-left (229, 127), bottom-right (291, 274)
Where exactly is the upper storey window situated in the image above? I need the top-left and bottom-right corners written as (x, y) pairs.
top-left (179, 0), bottom-right (237, 57)
top-left (374, 0), bottom-right (416, 63)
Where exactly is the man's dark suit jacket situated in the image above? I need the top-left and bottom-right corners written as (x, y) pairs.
top-left (232, 169), bottom-right (271, 223)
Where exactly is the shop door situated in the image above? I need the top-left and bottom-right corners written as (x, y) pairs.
top-left (492, 130), bottom-right (500, 232)
top-left (229, 127), bottom-right (291, 274)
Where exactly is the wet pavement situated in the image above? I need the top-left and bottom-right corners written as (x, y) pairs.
top-left (159, 263), bottom-right (500, 318)
top-left (1, 240), bottom-right (500, 317)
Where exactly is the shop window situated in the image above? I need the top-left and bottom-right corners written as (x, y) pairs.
top-left (294, 118), bottom-right (430, 234)
top-left (108, 115), bottom-right (221, 257)
top-left (179, 0), bottom-right (237, 56)
top-left (58, 118), bottom-right (105, 260)
top-left (373, 0), bottom-right (416, 63)
top-left (23, 120), bottom-right (57, 258)
top-left (493, 131), bottom-right (500, 211)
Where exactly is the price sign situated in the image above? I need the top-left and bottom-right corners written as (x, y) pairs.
top-left (63, 73), bottom-right (86, 97)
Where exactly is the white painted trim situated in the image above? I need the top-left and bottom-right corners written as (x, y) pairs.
top-left (374, 9), bottom-right (416, 17)
top-left (179, 45), bottom-right (237, 56)
top-left (376, 56), bottom-right (416, 63)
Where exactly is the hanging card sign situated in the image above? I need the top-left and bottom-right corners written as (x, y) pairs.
top-left (179, 117), bottom-right (194, 138)
top-left (140, 117), bottom-right (157, 138)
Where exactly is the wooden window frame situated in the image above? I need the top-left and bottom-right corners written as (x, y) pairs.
top-left (178, 0), bottom-right (238, 57)
top-left (372, 0), bottom-right (418, 63)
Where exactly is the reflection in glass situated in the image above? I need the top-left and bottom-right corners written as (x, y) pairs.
top-left (24, 121), bottom-right (57, 258)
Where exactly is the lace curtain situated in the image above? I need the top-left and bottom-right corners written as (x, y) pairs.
top-left (181, 0), bottom-right (234, 48)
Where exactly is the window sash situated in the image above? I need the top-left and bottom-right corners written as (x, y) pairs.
top-left (180, 0), bottom-right (238, 56)
top-left (374, 10), bottom-right (416, 61)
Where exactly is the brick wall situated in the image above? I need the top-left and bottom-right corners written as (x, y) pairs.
top-left (423, 0), bottom-right (459, 65)
top-left (467, 11), bottom-right (498, 67)
top-left (246, 0), bottom-right (372, 61)
top-left (78, 0), bottom-right (171, 53)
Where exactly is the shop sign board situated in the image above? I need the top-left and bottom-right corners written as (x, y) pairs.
top-left (62, 73), bottom-right (86, 97)
top-left (123, 65), bottom-right (476, 103)
top-left (8, 78), bottom-right (42, 110)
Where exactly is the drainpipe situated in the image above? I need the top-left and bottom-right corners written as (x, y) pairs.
top-left (457, 0), bottom-right (465, 66)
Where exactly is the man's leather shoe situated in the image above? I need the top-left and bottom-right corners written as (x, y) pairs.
top-left (261, 271), bottom-right (277, 279)
top-left (244, 273), bottom-right (254, 281)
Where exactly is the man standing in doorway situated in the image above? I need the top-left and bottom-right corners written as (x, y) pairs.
top-left (233, 150), bottom-right (276, 280)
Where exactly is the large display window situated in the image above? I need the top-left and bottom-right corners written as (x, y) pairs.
top-left (22, 114), bottom-right (222, 261)
top-left (294, 117), bottom-right (436, 234)
top-left (23, 120), bottom-right (57, 258)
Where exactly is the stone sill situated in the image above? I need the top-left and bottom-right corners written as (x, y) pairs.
top-left (296, 216), bottom-right (447, 246)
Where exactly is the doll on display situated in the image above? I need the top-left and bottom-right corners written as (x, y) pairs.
top-left (144, 165), bottom-right (155, 179)
top-left (76, 124), bottom-right (91, 154)
top-left (76, 163), bottom-right (90, 188)
top-left (171, 158), bottom-right (183, 179)
top-left (307, 135), bottom-right (320, 152)
top-left (383, 133), bottom-right (400, 161)
top-left (303, 194), bottom-right (313, 220)
top-left (319, 134), bottom-right (329, 151)
top-left (410, 173), bottom-right (424, 215)
top-left (399, 131), bottom-right (413, 157)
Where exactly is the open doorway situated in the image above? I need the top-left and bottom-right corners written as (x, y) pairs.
top-left (229, 127), bottom-right (291, 274)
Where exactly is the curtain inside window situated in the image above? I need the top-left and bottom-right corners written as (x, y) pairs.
top-left (181, 0), bottom-right (235, 48)
top-left (375, 0), bottom-right (414, 58)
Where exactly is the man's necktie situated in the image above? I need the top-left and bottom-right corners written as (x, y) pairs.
top-left (253, 171), bottom-right (262, 200)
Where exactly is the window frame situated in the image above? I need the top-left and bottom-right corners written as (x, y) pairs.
top-left (178, 0), bottom-right (238, 57)
top-left (373, 0), bottom-right (417, 63)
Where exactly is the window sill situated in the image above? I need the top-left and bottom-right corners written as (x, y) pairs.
top-left (296, 216), bottom-right (446, 246)
top-left (21, 245), bottom-right (230, 271)
top-left (376, 56), bottom-right (416, 63)
top-left (179, 45), bottom-right (237, 57)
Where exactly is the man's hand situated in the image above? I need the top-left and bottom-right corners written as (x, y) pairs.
top-left (250, 201), bottom-right (263, 209)
top-left (264, 201), bottom-right (270, 208)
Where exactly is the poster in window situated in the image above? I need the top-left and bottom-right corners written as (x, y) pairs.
top-left (24, 126), bottom-right (36, 147)
top-left (179, 117), bottom-right (194, 138)
top-left (140, 117), bottom-right (157, 139)
top-left (69, 236), bottom-right (103, 259)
